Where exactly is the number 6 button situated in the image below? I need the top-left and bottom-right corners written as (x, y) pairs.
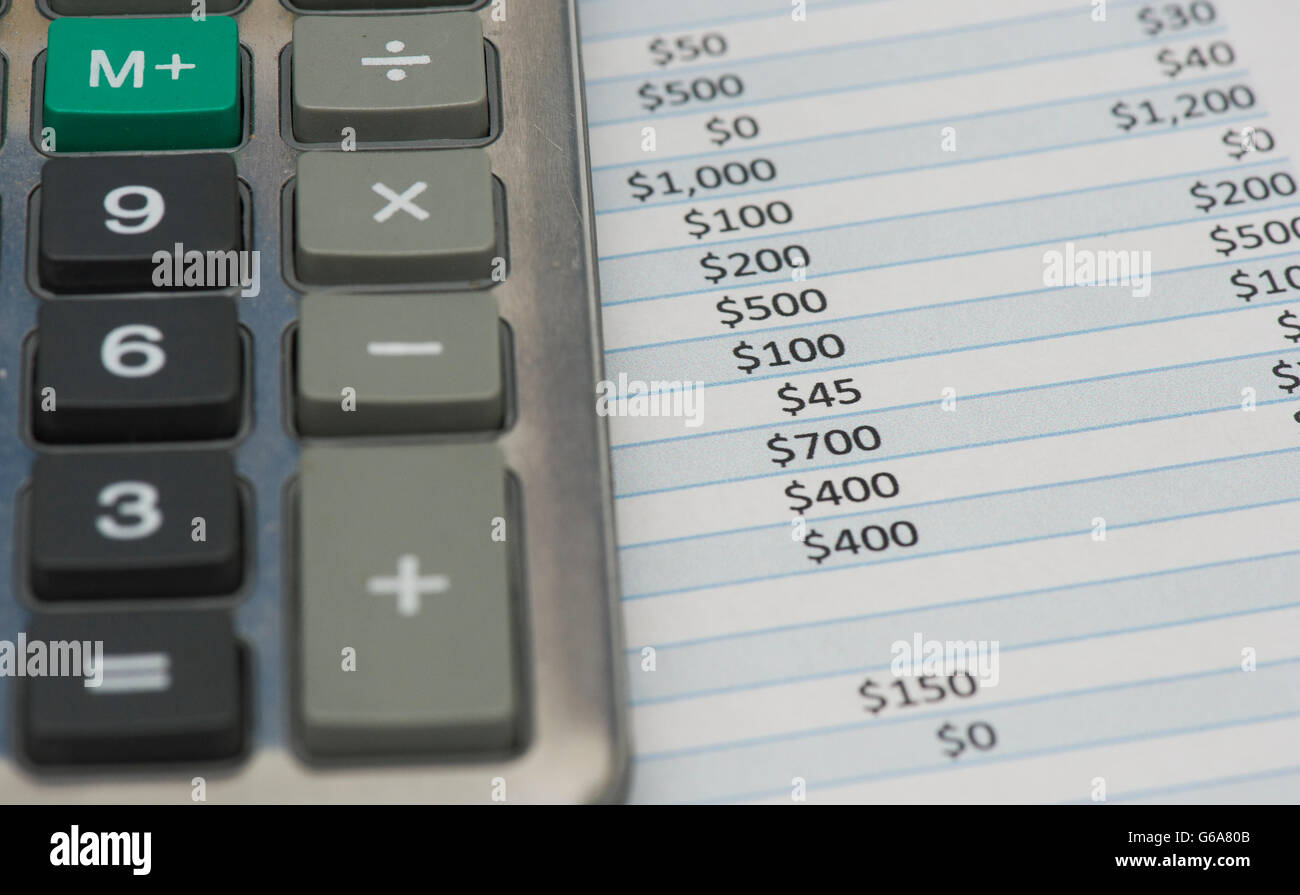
top-left (38, 154), bottom-right (242, 293)
top-left (28, 451), bottom-right (242, 600)
top-left (34, 297), bottom-right (241, 443)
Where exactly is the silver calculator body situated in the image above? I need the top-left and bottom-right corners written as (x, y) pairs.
top-left (0, 0), bottom-right (628, 803)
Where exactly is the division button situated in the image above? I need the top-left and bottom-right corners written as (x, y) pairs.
top-left (292, 12), bottom-right (490, 143)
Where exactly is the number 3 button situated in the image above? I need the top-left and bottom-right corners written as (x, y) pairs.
top-left (28, 451), bottom-right (242, 601)
top-left (33, 297), bottom-right (241, 443)
top-left (38, 154), bottom-right (242, 293)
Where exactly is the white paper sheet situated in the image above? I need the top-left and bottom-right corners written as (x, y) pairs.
top-left (578, 0), bottom-right (1300, 803)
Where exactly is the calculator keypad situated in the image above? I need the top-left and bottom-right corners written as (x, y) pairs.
top-left (293, 149), bottom-right (498, 285)
top-left (22, 10), bottom-right (512, 764)
top-left (33, 296), bottom-right (242, 443)
top-left (38, 154), bottom-right (242, 293)
top-left (29, 451), bottom-right (243, 601)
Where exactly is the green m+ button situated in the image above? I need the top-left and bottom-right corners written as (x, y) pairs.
top-left (43, 16), bottom-right (241, 152)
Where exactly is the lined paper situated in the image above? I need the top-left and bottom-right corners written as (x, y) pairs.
top-left (579, 0), bottom-right (1300, 803)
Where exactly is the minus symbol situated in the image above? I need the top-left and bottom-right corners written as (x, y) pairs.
top-left (367, 341), bottom-right (444, 357)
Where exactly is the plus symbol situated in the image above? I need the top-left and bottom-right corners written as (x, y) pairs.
top-left (154, 54), bottom-right (197, 80)
top-left (366, 554), bottom-right (449, 617)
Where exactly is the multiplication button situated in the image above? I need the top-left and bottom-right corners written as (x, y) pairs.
top-left (292, 12), bottom-right (489, 143)
top-left (296, 292), bottom-right (503, 436)
top-left (293, 149), bottom-right (497, 285)
top-left (297, 444), bottom-right (519, 757)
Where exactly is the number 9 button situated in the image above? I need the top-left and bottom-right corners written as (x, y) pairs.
top-left (37, 154), bottom-right (242, 293)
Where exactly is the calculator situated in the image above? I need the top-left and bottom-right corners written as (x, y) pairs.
top-left (0, 0), bottom-right (628, 803)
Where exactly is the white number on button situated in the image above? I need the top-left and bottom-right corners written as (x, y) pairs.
top-left (96, 481), bottom-right (162, 541)
top-left (104, 185), bottom-right (165, 235)
top-left (102, 324), bottom-right (165, 378)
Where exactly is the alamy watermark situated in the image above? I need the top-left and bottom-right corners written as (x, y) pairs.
top-left (596, 373), bottom-right (705, 428)
top-left (50, 826), bottom-right (151, 876)
top-left (891, 632), bottom-right (1000, 686)
top-left (152, 243), bottom-right (261, 297)
top-left (0, 634), bottom-right (104, 687)
top-left (1042, 241), bottom-right (1152, 298)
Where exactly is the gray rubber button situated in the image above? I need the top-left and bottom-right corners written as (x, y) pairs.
top-left (297, 444), bottom-right (519, 757)
top-left (294, 149), bottom-right (497, 285)
top-left (292, 12), bottom-right (489, 143)
top-left (295, 291), bottom-right (504, 436)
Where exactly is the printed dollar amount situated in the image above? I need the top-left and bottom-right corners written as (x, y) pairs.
top-left (1223, 126), bottom-right (1276, 160)
top-left (1137, 1), bottom-right (1217, 37)
top-left (802, 520), bottom-right (919, 564)
top-left (685, 200), bottom-right (794, 240)
top-left (717, 287), bottom-right (828, 328)
top-left (1232, 266), bottom-right (1300, 302)
top-left (786, 472), bottom-right (900, 514)
top-left (858, 673), bottom-right (981, 716)
top-left (777, 377), bottom-right (861, 416)
top-left (936, 720), bottom-right (998, 759)
top-left (1210, 216), bottom-right (1300, 257)
top-left (766, 424), bottom-right (882, 468)
top-left (705, 114), bottom-right (760, 146)
top-left (648, 32), bottom-right (728, 68)
top-left (1188, 171), bottom-right (1295, 213)
top-left (1156, 41), bottom-right (1234, 78)
top-left (700, 244), bottom-right (810, 284)
top-left (733, 333), bottom-right (845, 374)
top-left (1110, 85), bottom-right (1254, 131)
top-left (637, 74), bottom-right (744, 112)
top-left (627, 158), bottom-right (777, 202)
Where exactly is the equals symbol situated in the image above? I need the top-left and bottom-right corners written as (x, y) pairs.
top-left (362, 40), bottom-right (431, 82)
top-left (86, 652), bottom-right (172, 694)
